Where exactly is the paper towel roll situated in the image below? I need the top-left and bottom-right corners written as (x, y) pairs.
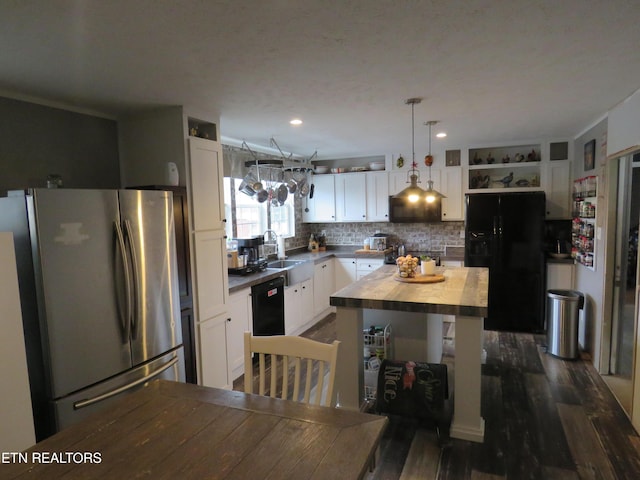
top-left (277, 236), bottom-right (286, 259)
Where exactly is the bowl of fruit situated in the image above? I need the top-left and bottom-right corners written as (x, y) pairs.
top-left (396, 254), bottom-right (419, 278)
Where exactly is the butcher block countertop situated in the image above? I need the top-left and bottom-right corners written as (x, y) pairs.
top-left (330, 265), bottom-right (488, 317)
top-left (5, 380), bottom-right (388, 480)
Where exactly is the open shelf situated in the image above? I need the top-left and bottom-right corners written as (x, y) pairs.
top-left (468, 144), bottom-right (542, 191)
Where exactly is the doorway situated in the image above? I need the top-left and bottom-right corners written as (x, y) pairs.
top-left (606, 154), bottom-right (640, 414)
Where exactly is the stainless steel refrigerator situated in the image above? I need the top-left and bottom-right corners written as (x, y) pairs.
top-left (1, 188), bottom-right (185, 440)
top-left (464, 191), bottom-right (546, 332)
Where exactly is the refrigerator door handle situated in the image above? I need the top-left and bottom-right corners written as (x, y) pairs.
top-left (114, 221), bottom-right (132, 343)
top-left (123, 219), bottom-right (140, 340)
top-left (73, 355), bottom-right (179, 410)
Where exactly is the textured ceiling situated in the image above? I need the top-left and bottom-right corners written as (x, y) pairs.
top-left (0, 1), bottom-right (639, 159)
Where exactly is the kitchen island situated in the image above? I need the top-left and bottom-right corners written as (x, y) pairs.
top-left (330, 264), bottom-right (488, 443)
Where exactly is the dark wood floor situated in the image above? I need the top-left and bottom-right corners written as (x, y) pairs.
top-left (236, 315), bottom-right (640, 479)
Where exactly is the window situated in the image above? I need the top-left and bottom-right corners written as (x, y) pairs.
top-left (223, 177), bottom-right (295, 239)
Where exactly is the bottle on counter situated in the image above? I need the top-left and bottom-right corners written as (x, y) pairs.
top-left (308, 234), bottom-right (319, 252)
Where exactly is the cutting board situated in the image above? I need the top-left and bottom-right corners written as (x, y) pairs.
top-left (393, 274), bottom-right (445, 284)
top-left (355, 248), bottom-right (392, 254)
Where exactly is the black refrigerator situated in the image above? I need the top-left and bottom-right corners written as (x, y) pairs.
top-left (465, 192), bottom-right (546, 332)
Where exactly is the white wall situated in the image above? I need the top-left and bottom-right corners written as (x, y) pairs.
top-left (608, 88), bottom-right (640, 157)
top-left (0, 233), bottom-right (35, 451)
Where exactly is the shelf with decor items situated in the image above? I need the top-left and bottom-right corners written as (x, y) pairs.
top-left (571, 176), bottom-right (597, 270)
top-left (467, 144), bottom-right (542, 191)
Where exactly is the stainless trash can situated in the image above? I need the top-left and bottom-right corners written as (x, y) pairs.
top-left (546, 290), bottom-right (584, 359)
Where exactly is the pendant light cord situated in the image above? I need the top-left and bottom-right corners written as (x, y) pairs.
top-left (411, 101), bottom-right (416, 172)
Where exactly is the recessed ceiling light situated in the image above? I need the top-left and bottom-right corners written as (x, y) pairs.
top-left (290, 118), bottom-right (303, 125)
top-left (436, 132), bottom-right (447, 138)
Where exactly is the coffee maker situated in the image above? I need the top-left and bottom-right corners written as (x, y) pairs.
top-left (229, 236), bottom-right (268, 275)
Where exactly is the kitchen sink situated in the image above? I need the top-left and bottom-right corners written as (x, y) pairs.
top-left (267, 259), bottom-right (304, 269)
top-left (266, 259), bottom-right (314, 285)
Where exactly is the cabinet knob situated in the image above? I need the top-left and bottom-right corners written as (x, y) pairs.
top-left (223, 218), bottom-right (227, 223)
top-left (227, 318), bottom-right (231, 322)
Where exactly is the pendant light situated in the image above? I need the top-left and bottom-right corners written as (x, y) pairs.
top-left (423, 120), bottom-right (446, 204)
top-left (392, 98), bottom-right (426, 203)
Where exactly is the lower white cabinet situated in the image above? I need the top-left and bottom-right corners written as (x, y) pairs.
top-left (226, 288), bottom-right (252, 382)
top-left (547, 262), bottom-right (575, 290)
top-left (356, 258), bottom-right (384, 281)
top-left (285, 278), bottom-right (314, 335)
top-left (335, 257), bottom-right (357, 291)
top-left (198, 311), bottom-right (230, 390)
top-left (314, 259), bottom-right (336, 317)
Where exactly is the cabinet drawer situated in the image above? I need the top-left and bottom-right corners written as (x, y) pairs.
top-left (356, 258), bottom-right (383, 271)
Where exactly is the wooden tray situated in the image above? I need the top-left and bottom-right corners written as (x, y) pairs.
top-left (393, 273), bottom-right (445, 284)
top-left (355, 248), bottom-right (392, 254)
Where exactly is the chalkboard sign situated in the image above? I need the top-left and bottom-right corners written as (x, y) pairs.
top-left (375, 360), bottom-right (448, 421)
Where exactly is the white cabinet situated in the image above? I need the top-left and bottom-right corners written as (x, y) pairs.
top-left (187, 137), bottom-right (226, 231)
top-left (335, 257), bottom-right (357, 291)
top-left (314, 259), bottom-right (335, 317)
top-left (366, 171), bottom-right (389, 221)
top-left (335, 173), bottom-right (366, 221)
top-left (441, 167), bottom-right (463, 221)
top-left (285, 278), bottom-right (314, 335)
top-left (547, 262), bottom-right (575, 290)
top-left (226, 288), bottom-right (252, 382)
top-left (192, 230), bottom-right (228, 321)
top-left (545, 160), bottom-right (572, 219)
top-left (198, 311), bottom-right (230, 390)
top-left (356, 258), bottom-right (383, 281)
top-left (303, 174), bottom-right (336, 222)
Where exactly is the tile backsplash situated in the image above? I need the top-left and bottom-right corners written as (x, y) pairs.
top-left (287, 200), bottom-right (464, 253)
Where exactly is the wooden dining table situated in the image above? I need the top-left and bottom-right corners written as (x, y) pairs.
top-left (3, 380), bottom-right (388, 479)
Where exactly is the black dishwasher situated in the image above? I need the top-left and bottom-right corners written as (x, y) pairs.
top-left (251, 276), bottom-right (285, 336)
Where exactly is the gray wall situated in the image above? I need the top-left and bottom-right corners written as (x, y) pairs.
top-left (0, 97), bottom-right (120, 195)
top-left (573, 118), bottom-right (608, 365)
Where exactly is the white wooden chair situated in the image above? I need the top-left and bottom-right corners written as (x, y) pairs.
top-left (243, 331), bottom-right (340, 407)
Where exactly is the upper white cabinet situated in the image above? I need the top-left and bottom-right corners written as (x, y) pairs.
top-left (545, 160), bottom-right (572, 219)
top-left (303, 174), bottom-right (336, 222)
top-left (440, 167), bottom-right (463, 221)
top-left (366, 171), bottom-right (389, 221)
top-left (335, 173), bottom-right (366, 221)
top-left (187, 137), bottom-right (225, 231)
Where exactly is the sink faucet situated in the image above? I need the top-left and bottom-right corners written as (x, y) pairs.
top-left (263, 230), bottom-right (278, 256)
